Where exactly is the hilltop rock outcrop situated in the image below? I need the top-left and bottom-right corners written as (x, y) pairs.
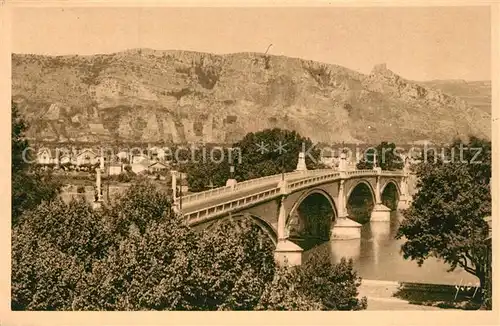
top-left (12, 50), bottom-right (491, 144)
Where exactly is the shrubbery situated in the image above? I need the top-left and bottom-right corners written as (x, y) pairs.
top-left (12, 180), bottom-right (367, 311)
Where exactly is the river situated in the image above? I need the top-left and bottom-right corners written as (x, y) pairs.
top-left (303, 211), bottom-right (479, 286)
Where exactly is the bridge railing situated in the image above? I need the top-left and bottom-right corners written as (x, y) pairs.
top-left (185, 186), bottom-right (282, 225)
top-left (180, 168), bottom-right (404, 207)
top-left (288, 171), bottom-right (341, 191)
top-left (380, 170), bottom-right (405, 177)
top-left (182, 168), bottom-right (406, 225)
top-left (345, 170), bottom-right (375, 177)
top-left (180, 172), bottom-right (294, 205)
top-left (181, 169), bottom-right (335, 206)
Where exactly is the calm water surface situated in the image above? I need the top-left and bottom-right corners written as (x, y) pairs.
top-left (304, 211), bottom-right (478, 285)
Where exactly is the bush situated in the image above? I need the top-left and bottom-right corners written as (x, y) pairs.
top-left (117, 172), bottom-right (131, 183)
top-left (76, 186), bottom-right (85, 193)
top-left (295, 253), bottom-right (367, 310)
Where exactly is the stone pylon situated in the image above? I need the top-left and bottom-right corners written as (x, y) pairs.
top-left (296, 152), bottom-right (307, 171)
top-left (331, 177), bottom-right (362, 239)
top-left (92, 167), bottom-right (104, 209)
top-left (100, 148), bottom-right (105, 171)
top-left (338, 152), bottom-right (347, 171)
top-left (370, 167), bottom-right (391, 222)
top-left (274, 179), bottom-right (303, 266)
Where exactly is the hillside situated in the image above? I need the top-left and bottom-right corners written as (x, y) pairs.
top-left (12, 49), bottom-right (491, 144)
top-left (420, 80), bottom-right (491, 115)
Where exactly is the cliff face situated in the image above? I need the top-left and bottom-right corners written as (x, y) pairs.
top-left (12, 49), bottom-right (491, 144)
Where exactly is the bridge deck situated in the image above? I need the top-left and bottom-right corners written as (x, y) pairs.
top-left (180, 172), bottom-right (316, 214)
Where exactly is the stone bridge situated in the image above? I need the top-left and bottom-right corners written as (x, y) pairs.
top-left (175, 153), bottom-right (412, 265)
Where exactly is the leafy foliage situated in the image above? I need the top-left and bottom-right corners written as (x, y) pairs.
top-left (295, 253), bottom-right (367, 310)
top-left (185, 128), bottom-right (322, 191)
top-left (11, 102), bottom-right (62, 226)
top-left (12, 180), bottom-right (367, 311)
top-left (397, 137), bottom-right (491, 292)
top-left (258, 252), bottom-right (367, 311)
top-left (356, 141), bottom-right (403, 171)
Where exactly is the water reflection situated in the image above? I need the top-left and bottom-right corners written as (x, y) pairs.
top-left (304, 211), bottom-right (478, 285)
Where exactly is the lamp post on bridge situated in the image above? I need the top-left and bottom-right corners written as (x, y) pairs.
top-left (226, 164), bottom-right (237, 189)
top-left (281, 152), bottom-right (285, 181)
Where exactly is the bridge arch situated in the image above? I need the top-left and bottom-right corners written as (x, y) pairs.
top-left (380, 179), bottom-right (400, 211)
top-left (205, 213), bottom-right (278, 245)
top-left (286, 189), bottom-right (337, 242)
top-left (346, 180), bottom-right (376, 224)
top-left (346, 180), bottom-right (376, 203)
top-left (381, 179), bottom-right (401, 196)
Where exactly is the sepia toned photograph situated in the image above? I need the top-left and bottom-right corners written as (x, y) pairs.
top-left (6, 2), bottom-right (495, 317)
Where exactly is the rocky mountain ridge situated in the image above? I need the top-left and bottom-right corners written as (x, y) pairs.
top-left (12, 49), bottom-right (491, 144)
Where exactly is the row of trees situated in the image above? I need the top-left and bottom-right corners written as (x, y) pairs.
top-left (12, 181), bottom-right (367, 311)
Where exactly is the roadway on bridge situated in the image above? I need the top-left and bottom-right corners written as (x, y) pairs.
top-left (180, 172), bottom-right (327, 214)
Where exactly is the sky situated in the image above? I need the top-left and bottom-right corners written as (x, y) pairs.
top-left (11, 6), bottom-right (491, 81)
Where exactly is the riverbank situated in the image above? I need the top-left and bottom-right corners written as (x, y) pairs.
top-left (359, 279), bottom-right (484, 310)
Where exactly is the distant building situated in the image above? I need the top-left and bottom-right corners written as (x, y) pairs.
top-left (131, 160), bottom-right (150, 174)
top-left (148, 161), bottom-right (169, 173)
top-left (320, 150), bottom-right (336, 167)
top-left (131, 154), bottom-right (148, 164)
top-left (109, 163), bottom-right (123, 175)
top-left (37, 148), bottom-right (52, 165)
top-left (148, 146), bottom-right (168, 162)
top-left (76, 149), bottom-right (98, 165)
top-left (59, 153), bottom-right (72, 165)
top-left (116, 151), bottom-right (129, 162)
top-left (157, 148), bottom-right (167, 161)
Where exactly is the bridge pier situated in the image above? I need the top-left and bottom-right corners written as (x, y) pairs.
top-left (331, 217), bottom-right (362, 240)
top-left (396, 169), bottom-right (411, 210)
top-left (397, 195), bottom-right (411, 210)
top-left (396, 157), bottom-right (412, 211)
top-left (331, 178), bottom-right (361, 239)
top-left (274, 181), bottom-right (304, 266)
top-left (370, 204), bottom-right (391, 221)
top-left (370, 168), bottom-right (391, 222)
top-left (274, 240), bottom-right (304, 266)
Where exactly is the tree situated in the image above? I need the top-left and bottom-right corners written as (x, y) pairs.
top-left (396, 136), bottom-right (491, 294)
top-left (257, 252), bottom-right (367, 311)
top-left (11, 102), bottom-right (61, 226)
top-left (257, 265), bottom-right (323, 310)
top-left (294, 252), bottom-right (367, 310)
top-left (356, 141), bottom-right (403, 171)
top-left (186, 128), bottom-right (323, 191)
top-left (11, 199), bottom-right (111, 310)
top-left (12, 102), bottom-right (29, 174)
